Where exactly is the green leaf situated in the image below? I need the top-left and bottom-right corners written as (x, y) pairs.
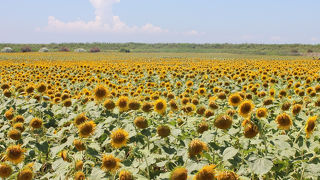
top-left (222, 147), bottom-right (238, 161)
top-left (89, 167), bottom-right (106, 180)
top-left (249, 158), bottom-right (273, 175)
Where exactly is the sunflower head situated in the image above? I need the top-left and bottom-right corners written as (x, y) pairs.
top-left (74, 113), bottom-right (88, 126)
top-left (111, 129), bottom-right (129, 149)
top-left (73, 139), bottom-right (86, 151)
top-left (204, 109), bottom-right (214, 118)
top-left (13, 123), bottom-right (25, 132)
top-left (215, 171), bottom-right (239, 180)
top-left (119, 170), bottom-right (133, 180)
top-left (134, 116), bottom-right (148, 129)
top-left (170, 167), bottom-right (188, 180)
top-left (238, 100), bottom-right (254, 117)
top-left (256, 107), bottom-right (268, 119)
top-left (75, 160), bottom-right (84, 171)
top-left (243, 121), bottom-right (259, 138)
top-left (6, 144), bottom-right (25, 164)
top-left (275, 113), bottom-right (292, 130)
top-left (101, 154), bottom-right (121, 172)
top-left (214, 115), bottom-right (232, 130)
top-left (128, 99), bottom-right (141, 110)
top-left (292, 104), bottom-right (302, 116)
top-left (0, 163), bottom-right (12, 178)
top-left (197, 121), bottom-right (209, 134)
top-left (8, 129), bottom-right (21, 140)
top-left (78, 121), bottom-right (96, 138)
top-left (194, 165), bottom-right (216, 180)
top-left (4, 108), bottom-right (14, 120)
top-left (154, 99), bottom-right (167, 115)
top-left (228, 93), bottom-right (242, 106)
top-left (103, 99), bottom-right (115, 110)
top-left (188, 139), bottom-right (208, 157)
top-left (17, 168), bottom-right (33, 180)
top-left (94, 85), bottom-right (108, 101)
top-left (142, 102), bottom-right (153, 113)
top-left (29, 117), bottom-right (43, 129)
top-left (74, 171), bottom-right (85, 180)
top-left (117, 96), bottom-right (129, 112)
top-left (157, 125), bottom-right (171, 138)
top-left (306, 116), bottom-right (317, 138)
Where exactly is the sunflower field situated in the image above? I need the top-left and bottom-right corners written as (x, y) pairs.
top-left (0, 52), bottom-right (320, 180)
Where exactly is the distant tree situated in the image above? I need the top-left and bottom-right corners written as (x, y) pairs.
top-left (119, 48), bottom-right (130, 53)
top-left (307, 49), bottom-right (313, 53)
top-left (291, 49), bottom-right (299, 54)
top-left (59, 47), bottom-right (70, 52)
top-left (90, 47), bottom-right (100, 53)
top-left (21, 46), bottom-right (32, 52)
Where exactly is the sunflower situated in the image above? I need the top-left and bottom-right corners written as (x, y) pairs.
top-left (198, 88), bottom-right (206, 96)
top-left (214, 115), bottom-right (232, 130)
top-left (197, 121), bottom-right (209, 134)
top-left (29, 117), bottom-right (43, 129)
top-left (128, 99), bottom-right (141, 110)
top-left (4, 108), bottom-right (14, 120)
top-left (73, 139), bottom-right (86, 151)
top-left (119, 170), bottom-right (133, 180)
top-left (8, 129), bottom-right (21, 140)
top-left (170, 167), bottom-right (188, 180)
top-left (17, 168), bottom-right (33, 180)
top-left (74, 113), bottom-right (88, 126)
top-left (256, 107), bottom-right (267, 119)
top-left (275, 113), bottom-right (292, 130)
top-left (110, 129), bottom-right (129, 148)
top-left (243, 120), bottom-right (259, 138)
top-left (60, 150), bottom-right (70, 162)
top-left (154, 99), bottom-right (167, 115)
top-left (0, 163), bottom-right (12, 178)
top-left (215, 171), bottom-right (239, 180)
top-left (94, 85), bottom-right (108, 101)
top-left (75, 160), bottom-right (84, 170)
top-left (193, 165), bottom-right (216, 180)
top-left (238, 100), bottom-right (254, 117)
top-left (292, 104), bottom-right (302, 116)
top-left (6, 145), bottom-right (25, 164)
top-left (103, 99), bottom-right (115, 110)
top-left (306, 116), bottom-right (317, 138)
top-left (134, 116), bottom-right (148, 129)
top-left (13, 123), bottom-right (25, 132)
top-left (74, 171), bottom-right (85, 180)
top-left (78, 121), bottom-right (96, 138)
top-left (228, 93), bottom-right (242, 106)
top-left (157, 125), bottom-right (170, 138)
top-left (188, 139), bottom-right (208, 157)
top-left (101, 154), bottom-right (121, 172)
top-left (142, 102), bottom-right (153, 113)
top-left (117, 96), bottom-right (129, 112)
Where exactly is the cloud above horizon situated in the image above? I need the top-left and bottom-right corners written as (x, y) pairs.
top-left (38, 0), bottom-right (176, 34)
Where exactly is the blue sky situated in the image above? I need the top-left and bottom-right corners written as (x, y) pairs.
top-left (0, 0), bottom-right (319, 44)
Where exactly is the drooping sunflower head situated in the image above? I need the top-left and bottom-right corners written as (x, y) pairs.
top-left (188, 139), bottom-right (208, 157)
top-left (170, 167), bottom-right (188, 180)
top-left (306, 116), bottom-right (317, 138)
top-left (17, 168), bottom-right (33, 180)
top-left (13, 122), bottom-right (25, 132)
top-left (128, 99), bottom-right (141, 110)
top-left (238, 100), bottom-right (254, 117)
top-left (4, 108), bottom-right (14, 120)
top-left (110, 128), bottom-right (129, 149)
top-left (243, 120), bottom-right (259, 138)
top-left (142, 102), bottom-right (153, 113)
top-left (275, 113), bottom-right (292, 130)
top-left (74, 171), bottom-right (85, 180)
top-left (94, 84), bottom-right (108, 101)
top-left (75, 160), bottom-right (84, 171)
top-left (0, 163), bottom-right (12, 178)
top-left (101, 154), bottom-right (121, 172)
top-left (228, 93), bottom-right (242, 106)
top-left (292, 104), bottom-right (302, 116)
top-left (73, 139), bottom-right (86, 151)
top-left (6, 144), bottom-right (25, 164)
top-left (197, 121), bottom-right (209, 134)
top-left (8, 129), bottom-right (21, 140)
top-left (193, 165), bottom-right (216, 180)
top-left (13, 115), bottom-right (25, 124)
top-left (29, 117), bottom-right (43, 129)
top-left (78, 121), bottom-right (96, 138)
top-left (215, 171), bottom-right (239, 180)
top-left (119, 170), bottom-right (133, 180)
top-left (74, 113), bottom-right (88, 126)
top-left (157, 125), bottom-right (170, 138)
top-left (256, 107), bottom-right (268, 119)
top-left (103, 99), bottom-right (115, 110)
top-left (214, 115), bottom-right (232, 130)
top-left (117, 96), bottom-right (129, 112)
top-left (134, 116), bottom-right (148, 129)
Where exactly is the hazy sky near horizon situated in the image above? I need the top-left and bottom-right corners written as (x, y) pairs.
top-left (0, 0), bottom-right (319, 44)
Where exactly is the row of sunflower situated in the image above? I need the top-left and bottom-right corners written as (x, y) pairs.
top-left (0, 54), bottom-right (320, 179)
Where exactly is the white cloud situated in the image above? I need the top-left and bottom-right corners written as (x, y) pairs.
top-left (38, 0), bottom-right (168, 34)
